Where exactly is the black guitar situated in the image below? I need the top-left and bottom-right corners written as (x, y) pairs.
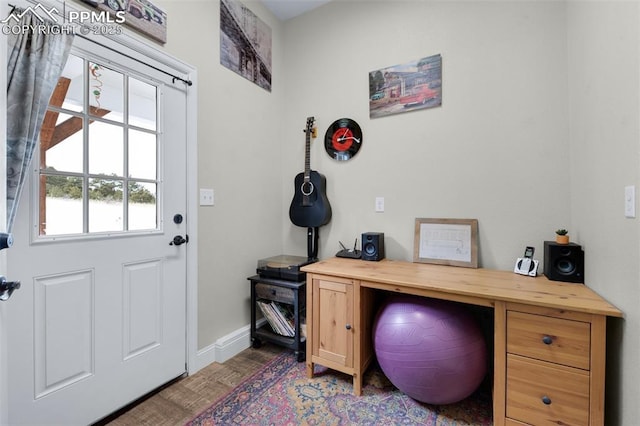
top-left (289, 117), bottom-right (332, 228)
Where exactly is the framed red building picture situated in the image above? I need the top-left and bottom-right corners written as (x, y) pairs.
top-left (369, 54), bottom-right (442, 119)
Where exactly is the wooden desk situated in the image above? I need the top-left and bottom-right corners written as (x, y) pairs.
top-left (302, 258), bottom-right (622, 426)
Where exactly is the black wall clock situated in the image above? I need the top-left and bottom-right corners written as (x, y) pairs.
top-left (324, 118), bottom-right (362, 161)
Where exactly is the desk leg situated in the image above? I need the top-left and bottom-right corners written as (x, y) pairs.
top-left (353, 374), bottom-right (362, 396)
top-left (306, 274), bottom-right (314, 379)
top-left (493, 301), bottom-right (507, 426)
top-left (589, 315), bottom-right (606, 426)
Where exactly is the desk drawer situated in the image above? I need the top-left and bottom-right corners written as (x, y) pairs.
top-left (507, 311), bottom-right (590, 370)
top-left (255, 283), bottom-right (295, 304)
top-left (506, 354), bottom-right (589, 426)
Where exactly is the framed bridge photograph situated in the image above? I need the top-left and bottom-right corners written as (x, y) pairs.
top-left (220, 0), bottom-right (273, 91)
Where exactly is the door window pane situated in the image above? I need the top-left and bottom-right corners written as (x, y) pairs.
top-left (42, 175), bottom-right (83, 235)
top-left (129, 129), bottom-right (156, 180)
top-left (42, 113), bottom-right (83, 173)
top-left (129, 78), bottom-right (156, 130)
top-left (89, 62), bottom-right (124, 123)
top-left (57, 54), bottom-right (84, 113)
top-left (128, 182), bottom-right (157, 231)
top-left (89, 121), bottom-right (124, 176)
top-left (89, 178), bottom-right (124, 233)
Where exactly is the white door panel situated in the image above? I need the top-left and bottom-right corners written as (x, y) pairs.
top-left (34, 270), bottom-right (94, 399)
top-left (6, 38), bottom-right (188, 425)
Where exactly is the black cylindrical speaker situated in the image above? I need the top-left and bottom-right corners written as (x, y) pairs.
top-left (543, 241), bottom-right (584, 283)
top-left (361, 232), bottom-right (385, 261)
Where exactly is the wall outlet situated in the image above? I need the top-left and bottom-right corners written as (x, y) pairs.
top-left (375, 196), bottom-right (384, 212)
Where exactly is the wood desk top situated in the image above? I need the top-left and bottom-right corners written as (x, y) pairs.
top-left (302, 258), bottom-right (622, 318)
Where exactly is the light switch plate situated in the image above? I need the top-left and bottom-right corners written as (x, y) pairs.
top-left (200, 188), bottom-right (214, 206)
top-left (625, 185), bottom-right (635, 218)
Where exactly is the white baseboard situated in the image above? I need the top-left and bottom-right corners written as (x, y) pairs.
top-left (189, 319), bottom-right (266, 374)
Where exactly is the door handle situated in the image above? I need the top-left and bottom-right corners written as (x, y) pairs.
top-left (0, 232), bottom-right (13, 250)
top-left (169, 235), bottom-right (189, 246)
top-left (0, 276), bottom-right (21, 301)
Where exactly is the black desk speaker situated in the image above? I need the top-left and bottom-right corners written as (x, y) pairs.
top-left (544, 241), bottom-right (584, 283)
top-left (362, 232), bottom-right (385, 261)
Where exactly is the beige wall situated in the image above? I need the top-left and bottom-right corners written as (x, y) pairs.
top-left (157, 0), bottom-right (638, 423)
top-left (280, 1), bottom-right (571, 267)
top-left (156, 0), bottom-right (286, 347)
top-left (567, 2), bottom-right (640, 424)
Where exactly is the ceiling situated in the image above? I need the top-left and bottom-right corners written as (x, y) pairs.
top-left (260, 0), bottom-right (332, 21)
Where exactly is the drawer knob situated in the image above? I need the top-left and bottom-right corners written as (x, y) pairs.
top-left (271, 289), bottom-right (277, 296)
top-left (542, 335), bottom-right (553, 345)
top-left (542, 396), bottom-right (552, 405)
top-left (345, 324), bottom-right (352, 330)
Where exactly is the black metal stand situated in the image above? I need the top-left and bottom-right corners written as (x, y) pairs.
top-left (248, 275), bottom-right (306, 362)
top-left (307, 227), bottom-right (319, 261)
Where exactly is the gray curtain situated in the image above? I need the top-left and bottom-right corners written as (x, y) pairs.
top-left (6, 9), bottom-right (74, 232)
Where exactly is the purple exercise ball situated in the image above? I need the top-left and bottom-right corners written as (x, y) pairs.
top-left (373, 295), bottom-right (487, 405)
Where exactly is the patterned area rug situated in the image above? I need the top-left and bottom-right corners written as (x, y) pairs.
top-left (186, 352), bottom-right (492, 425)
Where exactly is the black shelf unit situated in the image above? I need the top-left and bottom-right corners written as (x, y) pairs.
top-left (248, 275), bottom-right (306, 362)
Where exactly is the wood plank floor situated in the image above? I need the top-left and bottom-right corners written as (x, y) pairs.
top-left (99, 344), bottom-right (285, 426)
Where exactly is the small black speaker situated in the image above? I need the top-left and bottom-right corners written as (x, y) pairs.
top-left (544, 241), bottom-right (584, 283)
top-left (361, 232), bottom-right (385, 261)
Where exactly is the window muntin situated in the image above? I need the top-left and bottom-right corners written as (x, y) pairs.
top-left (38, 53), bottom-right (159, 238)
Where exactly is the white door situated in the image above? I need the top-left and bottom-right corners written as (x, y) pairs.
top-left (0, 2), bottom-right (8, 421)
top-left (6, 37), bottom-right (189, 425)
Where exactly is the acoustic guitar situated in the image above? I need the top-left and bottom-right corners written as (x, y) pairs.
top-left (289, 117), bottom-right (332, 228)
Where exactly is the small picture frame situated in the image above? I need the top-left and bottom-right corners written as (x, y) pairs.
top-left (79, 0), bottom-right (168, 44)
top-left (413, 218), bottom-right (478, 268)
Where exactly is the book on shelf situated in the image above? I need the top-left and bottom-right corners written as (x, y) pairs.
top-left (257, 300), bottom-right (295, 337)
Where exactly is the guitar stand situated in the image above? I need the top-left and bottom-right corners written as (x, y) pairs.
top-left (307, 227), bottom-right (319, 261)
